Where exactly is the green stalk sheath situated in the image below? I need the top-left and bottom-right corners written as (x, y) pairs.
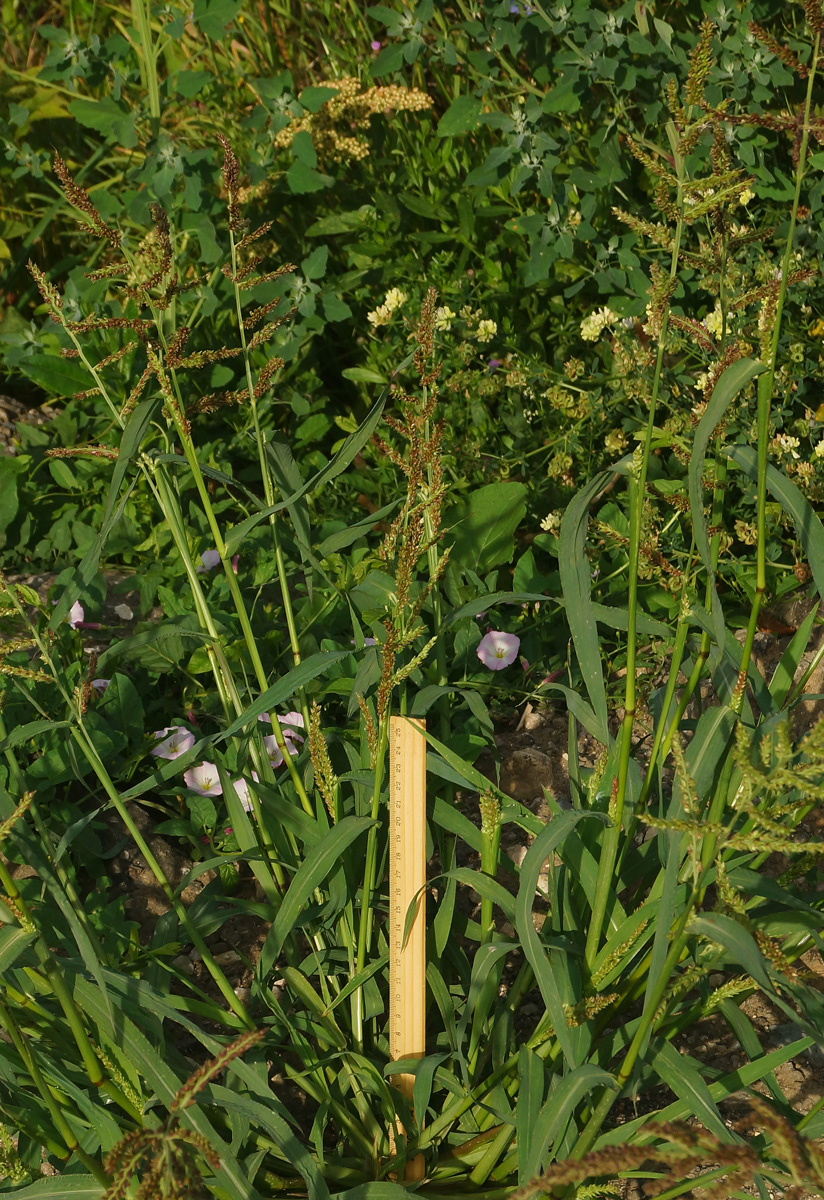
top-left (229, 228), bottom-right (311, 733)
top-left (352, 717), bottom-right (391, 1047)
top-left (585, 125), bottom-right (686, 967)
top-left (738, 35), bottom-right (820, 695)
top-left (572, 892), bottom-right (699, 1160)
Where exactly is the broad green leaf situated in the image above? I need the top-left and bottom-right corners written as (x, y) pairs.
top-left (316, 500), bottom-right (400, 558)
top-left (99, 673), bottom-right (144, 744)
top-left (192, 0), bottom-right (242, 39)
top-left (259, 816), bottom-right (374, 976)
top-left (0, 454), bottom-right (28, 547)
top-left (341, 367), bottom-right (387, 384)
top-left (448, 482), bottom-right (527, 574)
top-left (558, 471), bottom-right (611, 739)
top-left (67, 97), bottom-right (137, 147)
top-left (17, 355), bottom-right (92, 396)
top-left (689, 358), bottom-right (764, 652)
top-left (287, 160), bottom-right (334, 193)
top-left (437, 95), bottom-right (483, 136)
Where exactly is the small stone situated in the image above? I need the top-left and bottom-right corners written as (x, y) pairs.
top-left (213, 950), bottom-right (241, 968)
top-left (172, 955), bottom-right (194, 975)
top-left (709, 973), bottom-right (725, 988)
top-left (114, 603), bottom-right (134, 620)
top-left (234, 986), bottom-right (251, 1005)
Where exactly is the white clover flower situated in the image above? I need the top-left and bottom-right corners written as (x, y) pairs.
top-left (540, 511), bottom-right (561, 534)
top-left (605, 429), bottom-right (627, 454)
top-left (476, 319), bottom-right (497, 343)
top-left (704, 303), bottom-right (724, 341)
top-left (384, 287), bottom-right (407, 312)
top-left (580, 307), bottom-right (617, 342)
top-left (814, 440), bottom-right (824, 458)
top-left (434, 305), bottom-right (456, 331)
top-left (367, 288), bottom-right (407, 327)
top-left (739, 187), bottom-right (754, 206)
top-left (777, 434), bottom-right (800, 459)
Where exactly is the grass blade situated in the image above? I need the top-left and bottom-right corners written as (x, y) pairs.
top-left (558, 471), bottom-right (611, 738)
top-left (689, 359), bottom-right (764, 652)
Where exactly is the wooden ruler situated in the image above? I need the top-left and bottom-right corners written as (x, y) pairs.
top-left (388, 715), bottom-right (426, 1181)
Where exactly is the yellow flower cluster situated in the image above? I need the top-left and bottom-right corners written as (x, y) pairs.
top-left (273, 78), bottom-right (432, 164)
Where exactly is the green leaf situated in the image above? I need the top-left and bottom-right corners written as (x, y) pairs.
top-left (192, 0), bottom-right (242, 39)
top-left (99, 673), bottom-right (144, 744)
top-left (298, 85), bottom-right (339, 112)
top-left (9, 1179), bottom-right (104, 1200)
top-left (524, 1064), bottom-right (616, 1178)
top-left (259, 816), bottom-right (374, 976)
top-left (437, 95), bottom-right (483, 137)
top-left (187, 793), bottom-right (217, 832)
top-left (769, 603), bottom-right (819, 706)
top-left (287, 161), bottom-right (333, 193)
top-left (173, 69), bottom-right (212, 98)
top-left (689, 358), bottom-right (765, 652)
top-left (341, 367), bottom-right (388, 384)
top-left (650, 1040), bottom-right (731, 1142)
top-left (213, 1089), bottom-right (330, 1200)
top-left (0, 926), bottom-right (36, 972)
top-left (727, 443), bottom-right (824, 607)
top-left (17, 355), bottom-right (91, 396)
top-left (0, 455), bottom-right (28, 548)
top-left (0, 719), bottom-right (69, 752)
top-left (559, 471), bottom-right (611, 740)
top-left (67, 98), bottom-right (137, 147)
top-left (448, 482), bottom-right (527, 573)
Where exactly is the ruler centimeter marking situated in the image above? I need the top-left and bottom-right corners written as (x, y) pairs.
top-left (388, 715), bottom-right (426, 1180)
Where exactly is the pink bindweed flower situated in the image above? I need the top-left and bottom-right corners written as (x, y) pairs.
top-left (197, 549), bottom-right (221, 572)
top-left (65, 600), bottom-right (85, 628)
top-left (230, 773), bottom-right (258, 813)
top-left (520, 656), bottom-right (530, 673)
top-left (477, 630), bottom-right (520, 671)
top-left (152, 726), bottom-right (195, 759)
top-left (197, 549), bottom-right (239, 574)
top-left (91, 678), bottom-right (110, 692)
top-left (184, 762), bottom-right (223, 796)
top-left (351, 637), bottom-right (378, 647)
top-left (263, 734), bottom-right (300, 768)
top-left (371, 40), bottom-right (381, 51)
top-left (259, 711), bottom-right (305, 743)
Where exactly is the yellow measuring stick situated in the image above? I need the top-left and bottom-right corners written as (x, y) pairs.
top-left (388, 715), bottom-right (426, 1181)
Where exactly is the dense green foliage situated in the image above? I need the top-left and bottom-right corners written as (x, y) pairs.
top-left (1, 1), bottom-right (824, 1197)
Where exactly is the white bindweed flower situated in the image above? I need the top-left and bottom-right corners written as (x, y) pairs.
top-left (184, 762), bottom-right (223, 797)
top-left (477, 630), bottom-right (520, 671)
